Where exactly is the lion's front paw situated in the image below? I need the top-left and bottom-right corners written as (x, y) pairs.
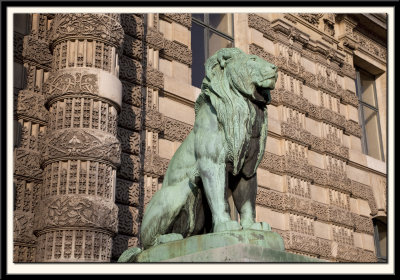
top-left (154, 233), bottom-right (184, 246)
top-left (213, 220), bottom-right (242, 233)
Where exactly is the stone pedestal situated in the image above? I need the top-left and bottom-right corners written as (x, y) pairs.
top-left (118, 230), bottom-right (324, 263)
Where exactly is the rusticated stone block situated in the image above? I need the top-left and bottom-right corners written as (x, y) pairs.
top-left (256, 187), bottom-right (286, 211)
top-left (146, 27), bottom-right (165, 50)
top-left (115, 178), bottom-right (140, 207)
top-left (249, 43), bottom-right (276, 64)
top-left (119, 55), bottom-right (144, 85)
top-left (345, 119), bottom-right (362, 138)
top-left (118, 152), bottom-right (141, 182)
top-left (285, 194), bottom-right (314, 217)
top-left (118, 102), bottom-right (142, 131)
top-left (112, 234), bottom-right (139, 260)
top-left (161, 39), bottom-right (192, 66)
top-left (143, 152), bottom-right (169, 177)
top-left (16, 90), bottom-right (49, 123)
top-left (117, 127), bottom-right (141, 155)
top-left (123, 34), bottom-right (143, 60)
top-left (14, 148), bottom-right (42, 179)
top-left (22, 34), bottom-right (52, 67)
top-left (248, 14), bottom-right (275, 40)
top-left (14, 210), bottom-right (36, 244)
top-left (336, 244), bottom-right (376, 262)
top-left (116, 204), bottom-right (140, 236)
top-left (328, 206), bottom-right (353, 228)
top-left (160, 13), bottom-right (192, 29)
top-left (352, 214), bottom-right (374, 234)
top-left (144, 109), bottom-right (165, 133)
top-left (121, 81), bottom-right (143, 107)
top-left (163, 116), bottom-right (193, 142)
top-left (121, 14), bottom-right (144, 38)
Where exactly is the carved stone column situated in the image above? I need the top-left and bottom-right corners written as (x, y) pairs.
top-left (34, 14), bottom-right (124, 262)
top-left (14, 13), bottom-right (53, 262)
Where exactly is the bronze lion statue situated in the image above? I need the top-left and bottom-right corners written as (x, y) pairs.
top-left (140, 47), bottom-right (278, 249)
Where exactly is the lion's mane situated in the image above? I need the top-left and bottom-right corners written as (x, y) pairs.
top-left (194, 48), bottom-right (269, 176)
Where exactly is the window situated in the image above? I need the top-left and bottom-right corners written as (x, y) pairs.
top-left (373, 218), bottom-right (387, 262)
top-left (355, 69), bottom-right (385, 161)
top-left (191, 14), bottom-right (234, 88)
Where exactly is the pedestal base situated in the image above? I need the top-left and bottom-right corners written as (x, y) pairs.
top-left (118, 230), bottom-right (325, 263)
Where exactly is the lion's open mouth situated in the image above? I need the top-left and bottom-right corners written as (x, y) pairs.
top-left (255, 86), bottom-right (272, 105)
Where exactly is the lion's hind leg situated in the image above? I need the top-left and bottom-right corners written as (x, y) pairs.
top-left (140, 178), bottom-right (194, 249)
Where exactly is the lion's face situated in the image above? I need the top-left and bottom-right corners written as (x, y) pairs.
top-left (215, 49), bottom-right (278, 105)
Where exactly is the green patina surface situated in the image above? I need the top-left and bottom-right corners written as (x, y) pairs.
top-left (118, 229), bottom-right (324, 263)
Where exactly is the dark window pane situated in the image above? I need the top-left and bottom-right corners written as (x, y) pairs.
top-left (363, 106), bottom-right (383, 160)
top-left (377, 220), bottom-right (387, 259)
top-left (360, 71), bottom-right (377, 107)
top-left (209, 14), bottom-right (232, 36)
top-left (191, 22), bottom-right (205, 88)
top-left (208, 31), bottom-right (233, 57)
top-left (192, 14), bottom-right (204, 22)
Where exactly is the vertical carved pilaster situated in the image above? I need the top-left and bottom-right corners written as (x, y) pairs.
top-left (14, 13), bottom-right (54, 262)
top-left (34, 13), bottom-right (124, 262)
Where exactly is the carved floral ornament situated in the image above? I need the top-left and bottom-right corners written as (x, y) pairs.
top-left (40, 128), bottom-right (121, 167)
top-left (16, 90), bottom-right (49, 123)
top-left (49, 13), bottom-right (124, 49)
top-left (22, 35), bottom-right (52, 67)
top-left (43, 69), bottom-right (122, 109)
top-left (297, 13), bottom-right (323, 26)
top-left (33, 195), bottom-right (119, 235)
top-left (44, 70), bottom-right (99, 102)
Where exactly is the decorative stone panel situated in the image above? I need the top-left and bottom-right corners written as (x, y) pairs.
top-left (49, 13), bottom-right (124, 49)
top-left (22, 35), bottom-right (52, 68)
top-left (33, 195), bottom-right (118, 234)
top-left (162, 116), bottom-right (193, 142)
top-left (159, 13), bottom-right (191, 29)
top-left (40, 128), bottom-right (121, 167)
top-left (16, 90), bottom-right (49, 124)
top-left (115, 178), bottom-right (140, 207)
top-left (248, 14), bottom-right (275, 40)
top-left (160, 39), bottom-right (192, 66)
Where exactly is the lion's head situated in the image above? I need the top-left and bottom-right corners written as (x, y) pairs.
top-left (194, 48), bottom-right (278, 176)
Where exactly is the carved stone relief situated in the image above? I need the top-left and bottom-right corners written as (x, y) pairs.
top-left (297, 14), bottom-right (323, 27)
top-left (49, 14), bottom-right (124, 48)
top-left (159, 13), bottom-right (192, 29)
top-left (41, 128), bottom-right (121, 167)
top-left (160, 39), bottom-right (192, 66)
top-left (33, 195), bottom-right (118, 235)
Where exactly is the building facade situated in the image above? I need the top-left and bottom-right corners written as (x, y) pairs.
top-left (13, 13), bottom-right (387, 263)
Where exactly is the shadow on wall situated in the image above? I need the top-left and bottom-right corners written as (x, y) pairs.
top-left (111, 14), bottom-right (149, 262)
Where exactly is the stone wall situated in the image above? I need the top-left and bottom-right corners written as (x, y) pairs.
top-left (13, 13), bottom-right (387, 263)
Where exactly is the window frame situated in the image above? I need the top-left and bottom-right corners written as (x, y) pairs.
top-left (355, 68), bottom-right (385, 161)
top-left (373, 218), bottom-right (388, 263)
top-left (191, 14), bottom-right (235, 88)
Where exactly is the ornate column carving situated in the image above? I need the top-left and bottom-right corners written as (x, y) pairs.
top-left (14, 13), bottom-right (54, 262)
top-left (34, 13), bottom-right (124, 262)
